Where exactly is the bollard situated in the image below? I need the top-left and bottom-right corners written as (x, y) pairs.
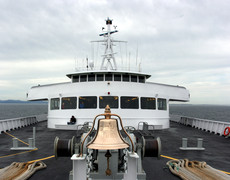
top-left (11, 127), bottom-right (36, 150)
top-left (28, 138), bottom-right (34, 148)
top-left (197, 138), bottom-right (203, 148)
top-left (180, 138), bottom-right (205, 150)
top-left (182, 138), bottom-right (188, 148)
top-left (13, 138), bottom-right (18, 148)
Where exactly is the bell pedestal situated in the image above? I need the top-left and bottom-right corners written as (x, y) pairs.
top-left (123, 152), bottom-right (139, 180)
top-left (89, 150), bottom-right (124, 179)
top-left (71, 154), bottom-right (87, 180)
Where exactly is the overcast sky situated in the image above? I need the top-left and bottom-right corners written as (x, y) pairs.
top-left (0, 0), bottom-right (229, 105)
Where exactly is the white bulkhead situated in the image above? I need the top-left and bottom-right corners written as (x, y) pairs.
top-left (27, 18), bottom-right (189, 129)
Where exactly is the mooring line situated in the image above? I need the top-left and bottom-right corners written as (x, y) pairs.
top-left (0, 149), bottom-right (38, 159)
top-left (27, 155), bottom-right (55, 163)
top-left (4, 131), bottom-right (29, 145)
top-left (161, 155), bottom-right (178, 160)
top-left (161, 154), bottom-right (230, 175)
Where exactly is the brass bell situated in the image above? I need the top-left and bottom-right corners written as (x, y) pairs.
top-left (87, 118), bottom-right (129, 150)
top-left (87, 105), bottom-right (129, 150)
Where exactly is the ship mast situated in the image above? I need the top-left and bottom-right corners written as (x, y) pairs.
top-left (100, 18), bottom-right (118, 70)
top-left (91, 18), bottom-right (126, 70)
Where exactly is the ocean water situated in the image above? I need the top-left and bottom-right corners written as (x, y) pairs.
top-left (169, 104), bottom-right (230, 122)
top-left (0, 103), bottom-right (229, 122)
top-left (0, 103), bottom-right (48, 120)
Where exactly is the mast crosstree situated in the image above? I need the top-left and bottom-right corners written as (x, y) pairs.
top-left (92, 18), bottom-right (126, 70)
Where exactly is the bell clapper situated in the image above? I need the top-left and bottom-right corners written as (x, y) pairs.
top-left (105, 150), bottom-right (112, 176)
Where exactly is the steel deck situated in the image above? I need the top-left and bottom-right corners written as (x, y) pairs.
top-left (0, 121), bottom-right (230, 180)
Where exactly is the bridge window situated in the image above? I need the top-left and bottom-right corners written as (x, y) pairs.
top-left (123, 75), bottom-right (129, 82)
top-left (88, 74), bottom-right (95, 81)
top-left (80, 75), bottom-right (87, 82)
top-left (50, 98), bottom-right (60, 110)
top-left (105, 74), bottom-right (112, 81)
top-left (96, 74), bottom-right (104, 81)
top-left (61, 97), bottom-right (77, 109)
top-left (99, 96), bottom-right (118, 109)
top-left (73, 76), bottom-right (79, 83)
top-left (121, 96), bottom-right (139, 109)
top-left (79, 96), bottom-right (97, 109)
top-left (131, 75), bottom-right (137, 82)
top-left (141, 97), bottom-right (156, 109)
top-left (158, 98), bottom-right (167, 110)
top-left (114, 74), bottom-right (121, 81)
top-left (139, 76), bottom-right (145, 83)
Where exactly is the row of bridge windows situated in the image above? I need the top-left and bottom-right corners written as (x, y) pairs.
top-left (72, 74), bottom-right (146, 83)
top-left (50, 96), bottom-right (167, 110)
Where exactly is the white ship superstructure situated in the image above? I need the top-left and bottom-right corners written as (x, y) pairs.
top-left (27, 18), bottom-right (189, 129)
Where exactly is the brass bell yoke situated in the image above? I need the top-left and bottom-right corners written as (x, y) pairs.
top-left (87, 117), bottom-right (129, 150)
top-left (80, 105), bottom-right (134, 156)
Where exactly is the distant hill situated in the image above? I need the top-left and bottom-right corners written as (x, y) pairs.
top-left (0, 100), bottom-right (47, 104)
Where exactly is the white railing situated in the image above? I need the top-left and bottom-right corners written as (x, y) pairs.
top-left (0, 114), bottom-right (47, 134)
top-left (74, 65), bottom-right (143, 73)
top-left (170, 115), bottom-right (230, 136)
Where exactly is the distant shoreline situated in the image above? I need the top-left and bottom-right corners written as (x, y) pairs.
top-left (0, 100), bottom-right (47, 104)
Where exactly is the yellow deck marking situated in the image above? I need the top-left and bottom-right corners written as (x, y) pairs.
top-left (161, 154), bottom-right (230, 175)
top-left (161, 155), bottom-right (178, 160)
top-left (27, 155), bottom-right (55, 163)
top-left (0, 148), bottom-right (38, 159)
top-left (4, 131), bottom-right (29, 145)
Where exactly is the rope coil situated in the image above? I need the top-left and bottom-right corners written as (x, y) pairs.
top-left (167, 159), bottom-right (230, 180)
top-left (0, 161), bottom-right (46, 180)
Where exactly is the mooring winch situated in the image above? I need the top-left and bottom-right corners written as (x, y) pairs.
top-left (54, 105), bottom-right (161, 180)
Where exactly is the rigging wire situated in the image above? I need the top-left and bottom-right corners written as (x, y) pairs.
top-left (125, 43), bottom-right (127, 71)
top-left (96, 42), bottom-right (99, 68)
top-left (119, 42), bottom-right (123, 69)
top-left (91, 42), bottom-right (94, 64)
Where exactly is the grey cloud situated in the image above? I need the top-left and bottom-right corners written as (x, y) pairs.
top-left (0, 0), bottom-right (230, 103)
